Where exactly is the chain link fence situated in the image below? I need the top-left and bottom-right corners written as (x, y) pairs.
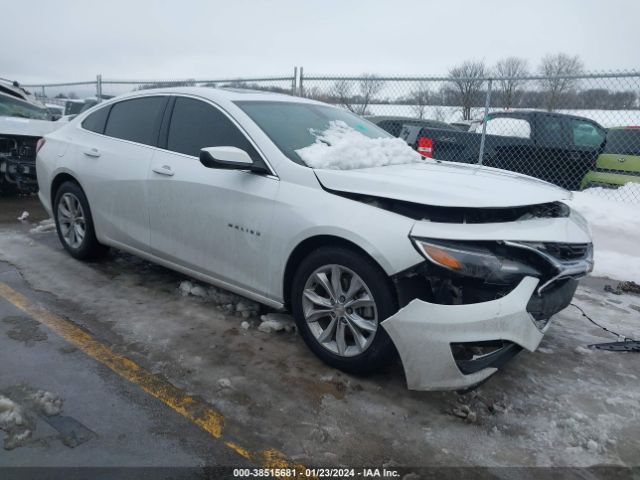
top-left (301, 72), bottom-right (640, 203)
top-left (22, 70), bottom-right (640, 202)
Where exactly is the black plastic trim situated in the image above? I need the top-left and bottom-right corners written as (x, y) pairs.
top-left (455, 341), bottom-right (523, 375)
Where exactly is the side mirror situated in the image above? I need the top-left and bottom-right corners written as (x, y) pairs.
top-left (199, 146), bottom-right (268, 174)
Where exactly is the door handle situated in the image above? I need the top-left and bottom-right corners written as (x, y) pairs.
top-left (152, 165), bottom-right (175, 176)
top-left (83, 148), bottom-right (101, 158)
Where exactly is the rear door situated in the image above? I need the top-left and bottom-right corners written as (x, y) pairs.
top-left (147, 96), bottom-right (278, 294)
top-left (565, 118), bottom-right (606, 189)
top-left (73, 95), bottom-right (168, 250)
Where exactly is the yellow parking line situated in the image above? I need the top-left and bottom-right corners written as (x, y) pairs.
top-left (0, 282), bottom-right (306, 476)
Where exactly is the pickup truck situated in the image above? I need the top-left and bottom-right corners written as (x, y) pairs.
top-left (398, 110), bottom-right (606, 190)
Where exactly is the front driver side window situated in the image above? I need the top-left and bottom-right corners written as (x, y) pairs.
top-left (167, 97), bottom-right (259, 159)
top-left (571, 120), bottom-right (605, 147)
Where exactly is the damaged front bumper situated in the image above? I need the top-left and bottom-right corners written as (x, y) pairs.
top-left (382, 276), bottom-right (577, 391)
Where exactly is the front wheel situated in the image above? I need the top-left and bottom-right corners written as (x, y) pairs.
top-left (54, 181), bottom-right (107, 260)
top-left (291, 247), bottom-right (398, 374)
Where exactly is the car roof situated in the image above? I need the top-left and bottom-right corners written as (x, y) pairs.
top-left (0, 80), bottom-right (29, 101)
top-left (112, 86), bottom-right (323, 106)
top-left (488, 109), bottom-right (604, 125)
top-left (0, 89), bottom-right (46, 107)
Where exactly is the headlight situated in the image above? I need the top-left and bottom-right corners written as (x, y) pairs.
top-left (412, 238), bottom-right (540, 282)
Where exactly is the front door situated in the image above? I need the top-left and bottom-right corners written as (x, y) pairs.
top-left (147, 96), bottom-right (279, 295)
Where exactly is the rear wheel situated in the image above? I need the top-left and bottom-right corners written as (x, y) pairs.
top-left (54, 181), bottom-right (107, 260)
top-left (291, 247), bottom-right (398, 374)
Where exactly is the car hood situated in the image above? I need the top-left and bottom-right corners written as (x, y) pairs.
top-left (314, 161), bottom-right (570, 208)
top-left (0, 116), bottom-right (62, 137)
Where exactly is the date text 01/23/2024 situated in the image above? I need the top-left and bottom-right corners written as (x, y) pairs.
top-left (232, 468), bottom-right (401, 478)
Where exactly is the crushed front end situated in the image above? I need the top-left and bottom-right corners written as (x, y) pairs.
top-left (382, 204), bottom-right (593, 391)
top-left (0, 134), bottom-right (39, 194)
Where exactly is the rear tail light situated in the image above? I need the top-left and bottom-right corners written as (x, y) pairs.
top-left (417, 137), bottom-right (433, 158)
top-left (36, 138), bottom-right (46, 153)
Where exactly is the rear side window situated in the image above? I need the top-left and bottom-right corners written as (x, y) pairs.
top-left (536, 117), bottom-right (565, 145)
top-left (167, 97), bottom-right (258, 159)
top-left (81, 105), bottom-right (110, 134)
top-left (604, 129), bottom-right (640, 155)
top-left (482, 117), bottom-right (531, 139)
top-left (571, 120), bottom-right (605, 147)
top-left (104, 96), bottom-right (167, 146)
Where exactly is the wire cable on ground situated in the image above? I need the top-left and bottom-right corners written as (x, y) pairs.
top-left (570, 303), bottom-right (637, 343)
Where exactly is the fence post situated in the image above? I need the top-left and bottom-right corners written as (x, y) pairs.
top-left (292, 66), bottom-right (298, 95)
top-left (41, 85), bottom-right (46, 99)
top-left (96, 74), bottom-right (103, 102)
top-left (477, 78), bottom-right (492, 165)
top-left (299, 67), bottom-right (304, 97)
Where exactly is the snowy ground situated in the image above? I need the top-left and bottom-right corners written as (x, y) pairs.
top-left (0, 197), bottom-right (638, 471)
top-left (568, 183), bottom-right (640, 284)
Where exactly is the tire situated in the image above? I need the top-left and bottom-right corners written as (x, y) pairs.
top-left (53, 181), bottom-right (108, 260)
top-left (291, 246), bottom-right (398, 375)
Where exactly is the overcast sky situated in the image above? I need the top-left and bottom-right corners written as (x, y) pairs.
top-left (2, 0), bottom-right (638, 84)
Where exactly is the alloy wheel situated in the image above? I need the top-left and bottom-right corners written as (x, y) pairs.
top-left (57, 192), bottom-right (86, 249)
top-left (302, 264), bottom-right (378, 357)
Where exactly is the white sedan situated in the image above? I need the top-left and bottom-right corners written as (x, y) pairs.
top-left (36, 88), bottom-right (593, 391)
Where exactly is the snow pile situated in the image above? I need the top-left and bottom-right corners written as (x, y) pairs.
top-left (218, 378), bottom-right (232, 389)
top-left (578, 182), bottom-right (640, 205)
top-left (30, 390), bottom-right (63, 416)
top-left (258, 313), bottom-right (296, 333)
top-left (474, 118), bottom-right (532, 138)
top-left (17, 211), bottom-right (29, 222)
top-left (568, 190), bottom-right (640, 283)
top-left (29, 218), bottom-right (56, 234)
top-left (0, 395), bottom-right (24, 428)
top-left (0, 394), bottom-right (30, 450)
top-left (296, 121), bottom-right (422, 170)
top-left (178, 280), bottom-right (260, 318)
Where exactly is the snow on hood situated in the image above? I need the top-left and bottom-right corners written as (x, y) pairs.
top-left (0, 116), bottom-right (61, 137)
top-left (315, 162), bottom-right (571, 208)
top-left (296, 120), bottom-right (422, 170)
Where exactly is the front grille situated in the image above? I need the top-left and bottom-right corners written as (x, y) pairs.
top-left (543, 243), bottom-right (590, 261)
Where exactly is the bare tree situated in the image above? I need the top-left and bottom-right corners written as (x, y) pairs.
top-left (494, 57), bottom-right (529, 109)
top-left (302, 85), bottom-right (325, 101)
top-left (356, 74), bottom-right (384, 115)
top-left (539, 53), bottom-right (584, 111)
top-left (332, 75), bottom-right (384, 115)
top-left (432, 106), bottom-right (446, 122)
top-left (333, 79), bottom-right (355, 112)
top-left (410, 82), bottom-right (431, 119)
top-left (448, 60), bottom-right (486, 120)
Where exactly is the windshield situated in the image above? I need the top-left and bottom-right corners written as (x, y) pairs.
top-left (235, 101), bottom-right (397, 166)
top-left (0, 94), bottom-right (50, 120)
